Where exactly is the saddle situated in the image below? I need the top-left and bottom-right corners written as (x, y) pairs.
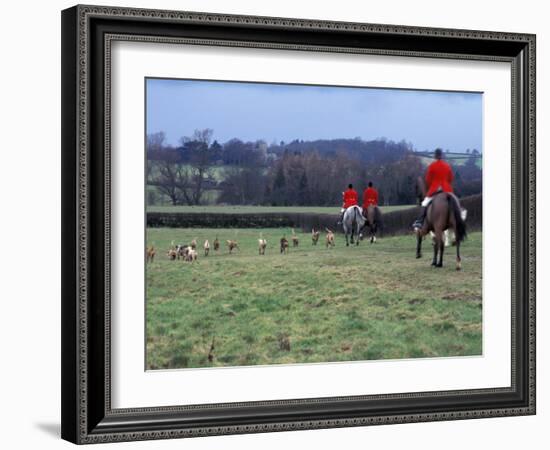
top-left (344, 205), bottom-right (362, 213)
top-left (423, 187), bottom-right (445, 208)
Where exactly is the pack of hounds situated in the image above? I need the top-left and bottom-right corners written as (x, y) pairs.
top-left (145, 228), bottom-right (336, 264)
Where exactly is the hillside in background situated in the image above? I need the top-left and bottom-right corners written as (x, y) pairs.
top-left (146, 131), bottom-right (482, 207)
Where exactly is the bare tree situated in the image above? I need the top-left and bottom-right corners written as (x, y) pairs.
top-left (147, 131), bottom-right (166, 152)
top-left (180, 129), bottom-right (215, 205)
top-left (146, 131), bottom-right (166, 179)
top-left (148, 151), bottom-right (193, 206)
top-left (219, 166), bottom-right (266, 205)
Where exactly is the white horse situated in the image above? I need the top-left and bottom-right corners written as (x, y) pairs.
top-left (342, 205), bottom-right (365, 246)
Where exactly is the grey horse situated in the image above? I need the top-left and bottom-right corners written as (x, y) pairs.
top-left (342, 205), bottom-right (365, 246)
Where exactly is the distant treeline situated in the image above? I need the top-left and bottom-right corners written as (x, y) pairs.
top-left (147, 129), bottom-right (482, 206)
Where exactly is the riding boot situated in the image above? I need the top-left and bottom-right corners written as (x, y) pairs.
top-left (413, 207), bottom-right (427, 230)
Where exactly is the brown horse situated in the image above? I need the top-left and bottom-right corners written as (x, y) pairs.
top-left (415, 177), bottom-right (466, 269)
top-left (362, 205), bottom-right (382, 243)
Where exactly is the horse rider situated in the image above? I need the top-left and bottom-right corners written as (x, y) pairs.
top-left (339, 183), bottom-right (359, 224)
top-left (413, 148), bottom-right (454, 229)
top-left (362, 181), bottom-right (379, 211)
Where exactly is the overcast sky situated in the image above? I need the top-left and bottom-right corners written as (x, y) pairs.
top-left (146, 78), bottom-right (482, 152)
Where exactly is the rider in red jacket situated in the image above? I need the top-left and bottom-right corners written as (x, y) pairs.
top-left (414, 148), bottom-right (455, 229)
top-left (339, 184), bottom-right (359, 224)
top-left (425, 156), bottom-right (454, 197)
top-left (363, 182), bottom-right (379, 209)
top-left (342, 184), bottom-right (359, 209)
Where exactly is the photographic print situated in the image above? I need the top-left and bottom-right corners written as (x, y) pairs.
top-left (145, 78), bottom-right (483, 370)
top-left (61, 7), bottom-right (535, 442)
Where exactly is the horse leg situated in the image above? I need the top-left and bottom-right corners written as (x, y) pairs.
top-left (456, 239), bottom-right (462, 271)
top-left (437, 235), bottom-right (444, 267)
top-left (345, 231), bottom-right (349, 246)
top-left (432, 231), bottom-right (440, 266)
top-left (416, 232), bottom-right (423, 258)
top-left (356, 226), bottom-right (360, 246)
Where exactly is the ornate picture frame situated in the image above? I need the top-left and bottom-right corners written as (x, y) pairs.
top-left (61, 4), bottom-right (535, 444)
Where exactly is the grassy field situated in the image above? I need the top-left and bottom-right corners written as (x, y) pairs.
top-left (146, 228), bottom-right (482, 370)
top-left (146, 204), bottom-right (414, 214)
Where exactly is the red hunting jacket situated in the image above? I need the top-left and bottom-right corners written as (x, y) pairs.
top-left (342, 188), bottom-right (359, 208)
top-left (425, 160), bottom-right (454, 197)
top-left (363, 187), bottom-right (379, 208)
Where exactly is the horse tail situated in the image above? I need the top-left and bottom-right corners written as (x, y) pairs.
top-left (448, 194), bottom-right (466, 243)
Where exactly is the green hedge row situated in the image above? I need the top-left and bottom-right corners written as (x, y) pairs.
top-left (147, 194), bottom-right (481, 236)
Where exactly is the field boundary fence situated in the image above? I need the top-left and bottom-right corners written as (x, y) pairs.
top-left (147, 194), bottom-right (482, 236)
